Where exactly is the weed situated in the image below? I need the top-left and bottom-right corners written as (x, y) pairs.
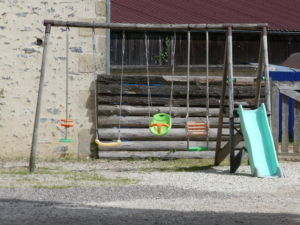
top-left (156, 36), bottom-right (170, 64)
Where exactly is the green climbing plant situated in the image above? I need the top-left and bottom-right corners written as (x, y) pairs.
top-left (156, 36), bottom-right (170, 64)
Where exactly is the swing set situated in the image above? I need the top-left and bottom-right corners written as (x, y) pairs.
top-left (30, 20), bottom-right (270, 175)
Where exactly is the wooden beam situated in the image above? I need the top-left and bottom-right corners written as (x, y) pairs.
top-left (98, 84), bottom-right (262, 98)
top-left (29, 24), bottom-right (51, 174)
top-left (227, 27), bottom-right (234, 118)
top-left (262, 27), bottom-right (271, 116)
top-left (215, 32), bottom-right (228, 164)
top-left (98, 105), bottom-right (221, 117)
top-left (282, 95), bottom-right (289, 153)
top-left (254, 35), bottom-right (263, 108)
top-left (274, 81), bottom-right (300, 89)
top-left (280, 89), bottom-right (300, 102)
top-left (271, 83), bottom-right (279, 152)
top-left (98, 151), bottom-right (216, 159)
top-left (215, 130), bottom-right (244, 165)
top-left (98, 116), bottom-right (238, 128)
top-left (97, 128), bottom-right (230, 141)
top-left (45, 20), bottom-right (267, 30)
top-left (98, 95), bottom-right (262, 107)
top-left (294, 100), bottom-right (300, 153)
top-left (98, 75), bottom-right (259, 86)
top-left (97, 141), bottom-right (244, 151)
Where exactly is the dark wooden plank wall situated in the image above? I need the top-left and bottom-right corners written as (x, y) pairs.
top-left (110, 31), bottom-right (300, 66)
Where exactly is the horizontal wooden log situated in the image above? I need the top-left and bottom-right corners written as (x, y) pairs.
top-left (98, 75), bottom-right (258, 86)
top-left (97, 141), bottom-right (244, 151)
top-left (98, 105), bottom-right (222, 117)
top-left (98, 84), bottom-right (262, 98)
top-left (98, 151), bottom-right (216, 159)
top-left (98, 128), bottom-right (230, 141)
top-left (98, 95), bottom-right (263, 107)
top-left (280, 89), bottom-right (300, 102)
top-left (49, 21), bottom-right (266, 30)
top-left (98, 116), bottom-right (239, 128)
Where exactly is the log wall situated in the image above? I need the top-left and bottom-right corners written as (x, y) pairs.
top-left (96, 74), bottom-right (257, 159)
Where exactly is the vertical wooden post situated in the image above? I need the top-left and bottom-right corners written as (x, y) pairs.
top-left (254, 32), bottom-right (263, 108)
top-left (29, 23), bottom-right (52, 173)
top-left (227, 27), bottom-right (234, 119)
top-left (294, 100), bottom-right (300, 153)
top-left (282, 95), bottom-right (289, 153)
top-left (225, 26), bottom-right (235, 173)
top-left (214, 30), bottom-right (228, 166)
top-left (271, 82), bottom-right (279, 152)
top-left (262, 27), bottom-right (271, 120)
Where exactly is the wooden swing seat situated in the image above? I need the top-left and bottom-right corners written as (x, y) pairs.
top-left (186, 121), bottom-right (209, 137)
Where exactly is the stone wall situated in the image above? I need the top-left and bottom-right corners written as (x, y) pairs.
top-left (0, 0), bottom-right (107, 158)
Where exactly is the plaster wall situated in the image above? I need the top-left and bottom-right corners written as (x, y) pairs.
top-left (0, 0), bottom-right (107, 158)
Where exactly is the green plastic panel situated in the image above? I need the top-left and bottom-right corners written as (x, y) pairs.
top-left (188, 147), bottom-right (208, 151)
top-left (149, 113), bottom-right (172, 136)
top-left (60, 138), bottom-right (72, 143)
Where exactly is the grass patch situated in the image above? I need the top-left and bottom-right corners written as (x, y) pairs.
top-left (0, 166), bottom-right (139, 189)
top-left (31, 185), bottom-right (76, 189)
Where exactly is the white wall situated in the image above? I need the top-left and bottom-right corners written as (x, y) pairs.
top-left (0, 0), bottom-right (107, 158)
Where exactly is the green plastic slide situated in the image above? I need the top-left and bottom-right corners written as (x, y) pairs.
top-left (237, 103), bottom-right (284, 178)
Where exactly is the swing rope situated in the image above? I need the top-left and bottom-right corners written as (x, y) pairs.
top-left (60, 27), bottom-right (73, 143)
top-left (186, 30), bottom-right (210, 151)
top-left (186, 31), bottom-right (191, 149)
top-left (145, 31), bottom-right (152, 125)
top-left (94, 29), bottom-right (123, 147)
top-left (93, 28), bottom-right (99, 141)
top-left (169, 32), bottom-right (176, 116)
top-left (206, 30), bottom-right (210, 148)
top-left (147, 32), bottom-right (174, 136)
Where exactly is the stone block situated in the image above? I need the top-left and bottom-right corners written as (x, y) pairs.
top-left (79, 54), bottom-right (94, 73)
top-left (79, 18), bottom-right (106, 37)
top-left (95, 1), bottom-right (106, 17)
top-left (97, 36), bottom-right (107, 55)
top-left (78, 128), bottom-right (95, 155)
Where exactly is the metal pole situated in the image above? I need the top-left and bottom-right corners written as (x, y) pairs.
top-left (29, 24), bottom-right (52, 173)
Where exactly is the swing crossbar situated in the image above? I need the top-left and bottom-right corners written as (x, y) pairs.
top-left (186, 121), bottom-right (209, 137)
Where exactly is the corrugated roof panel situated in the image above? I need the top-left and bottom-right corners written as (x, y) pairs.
top-left (112, 0), bottom-right (300, 31)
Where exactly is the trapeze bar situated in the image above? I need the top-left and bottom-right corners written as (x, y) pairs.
top-left (43, 20), bottom-right (268, 31)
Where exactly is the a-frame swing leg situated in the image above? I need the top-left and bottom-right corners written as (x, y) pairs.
top-left (214, 28), bottom-right (229, 166)
top-left (29, 23), bottom-right (52, 174)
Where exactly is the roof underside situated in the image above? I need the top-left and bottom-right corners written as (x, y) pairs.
top-left (112, 0), bottom-right (300, 31)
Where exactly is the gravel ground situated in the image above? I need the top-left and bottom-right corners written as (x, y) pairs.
top-left (0, 159), bottom-right (299, 225)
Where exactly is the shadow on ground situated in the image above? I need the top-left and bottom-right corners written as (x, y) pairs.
top-left (0, 198), bottom-right (298, 225)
